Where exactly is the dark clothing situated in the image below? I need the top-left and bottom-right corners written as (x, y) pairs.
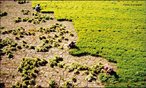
top-left (35, 5), bottom-right (41, 12)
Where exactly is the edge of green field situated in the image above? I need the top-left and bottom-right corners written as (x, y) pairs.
top-left (32, 1), bottom-right (146, 87)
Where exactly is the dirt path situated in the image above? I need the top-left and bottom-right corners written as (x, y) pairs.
top-left (0, 1), bottom-right (116, 87)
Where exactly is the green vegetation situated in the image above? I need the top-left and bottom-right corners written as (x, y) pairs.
top-left (32, 1), bottom-right (146, 87)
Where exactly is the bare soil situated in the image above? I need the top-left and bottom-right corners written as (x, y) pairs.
top-left (0, 1), bottom-right (116, 87)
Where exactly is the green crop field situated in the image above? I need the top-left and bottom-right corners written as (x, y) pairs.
top-left (32, 1), bottom-right (146, 87)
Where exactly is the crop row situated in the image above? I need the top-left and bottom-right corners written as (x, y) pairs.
top-left (15, 12), bottom-right (53, 24)
top-left (48, 56), bottom-right (119, 85)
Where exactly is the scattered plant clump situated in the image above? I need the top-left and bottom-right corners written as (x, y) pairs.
top-left (12, 57), bottom-right (48, 87)
top-left (21, 9), bottom-right (30, 15)
top-left (2, 27), bottom-right (36, 42)
top-left (49, 80), bottom-right (59, 88)
top-left (65, 62), bottom-right (89, 74)
top-left (62, 81), bottom-right (74, 88)
top-left (15, 0), bottom-right (29, 4)
top-left (14, 17), bottom-right (22, 23)
top-left (0, 38), bottom-right (19, 59)
top-left (14, 12), bottom-right (53, 24)
top-left (63, 62), bottom-right (118, 83)
top-left (57, 62), bottom-right (65, 68)
top-left (0, 26), bottom-right (5, 29)
top-left (72, 77), bottom-right (77, 83)
top-left (22, 17), bottom-right (29, 22)
top-left (35, 44), bottom-right (52, 52)
top-left (0, 11), bottom-right (7, 18)
top-left (1, 30), bottom-right (13, 35)
top-left (85, 73), bottom-right (96, 82)
top-left (35, 23), bottom-right (74, 51)
top-left (49, 56), bottom-right (63, 68)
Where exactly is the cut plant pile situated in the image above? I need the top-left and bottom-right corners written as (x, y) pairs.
top-left (0, 1), bottom-right (117, 87)
top-left (12, 57), bottom-right (47, 88)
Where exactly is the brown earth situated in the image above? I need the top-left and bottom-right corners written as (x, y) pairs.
top-left (0, 1), bottom-right (117, 87)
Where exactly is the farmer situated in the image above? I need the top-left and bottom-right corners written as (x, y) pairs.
top-left (35, 4), bottom-right (41, 12)
top-left (107, 67), bottom-right (114, 74)
top-left (104, 64), bottom-right (114, 74)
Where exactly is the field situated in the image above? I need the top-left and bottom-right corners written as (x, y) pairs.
top-left (32, 1), bottom-right (146, 87)
top-left (0, 0), bottom-right (146, 87)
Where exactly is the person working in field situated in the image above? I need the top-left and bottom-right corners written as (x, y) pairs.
top-left (104, 64), bottom-right (114, 75)
top-left (35, 4), bottom-right (41, 12)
